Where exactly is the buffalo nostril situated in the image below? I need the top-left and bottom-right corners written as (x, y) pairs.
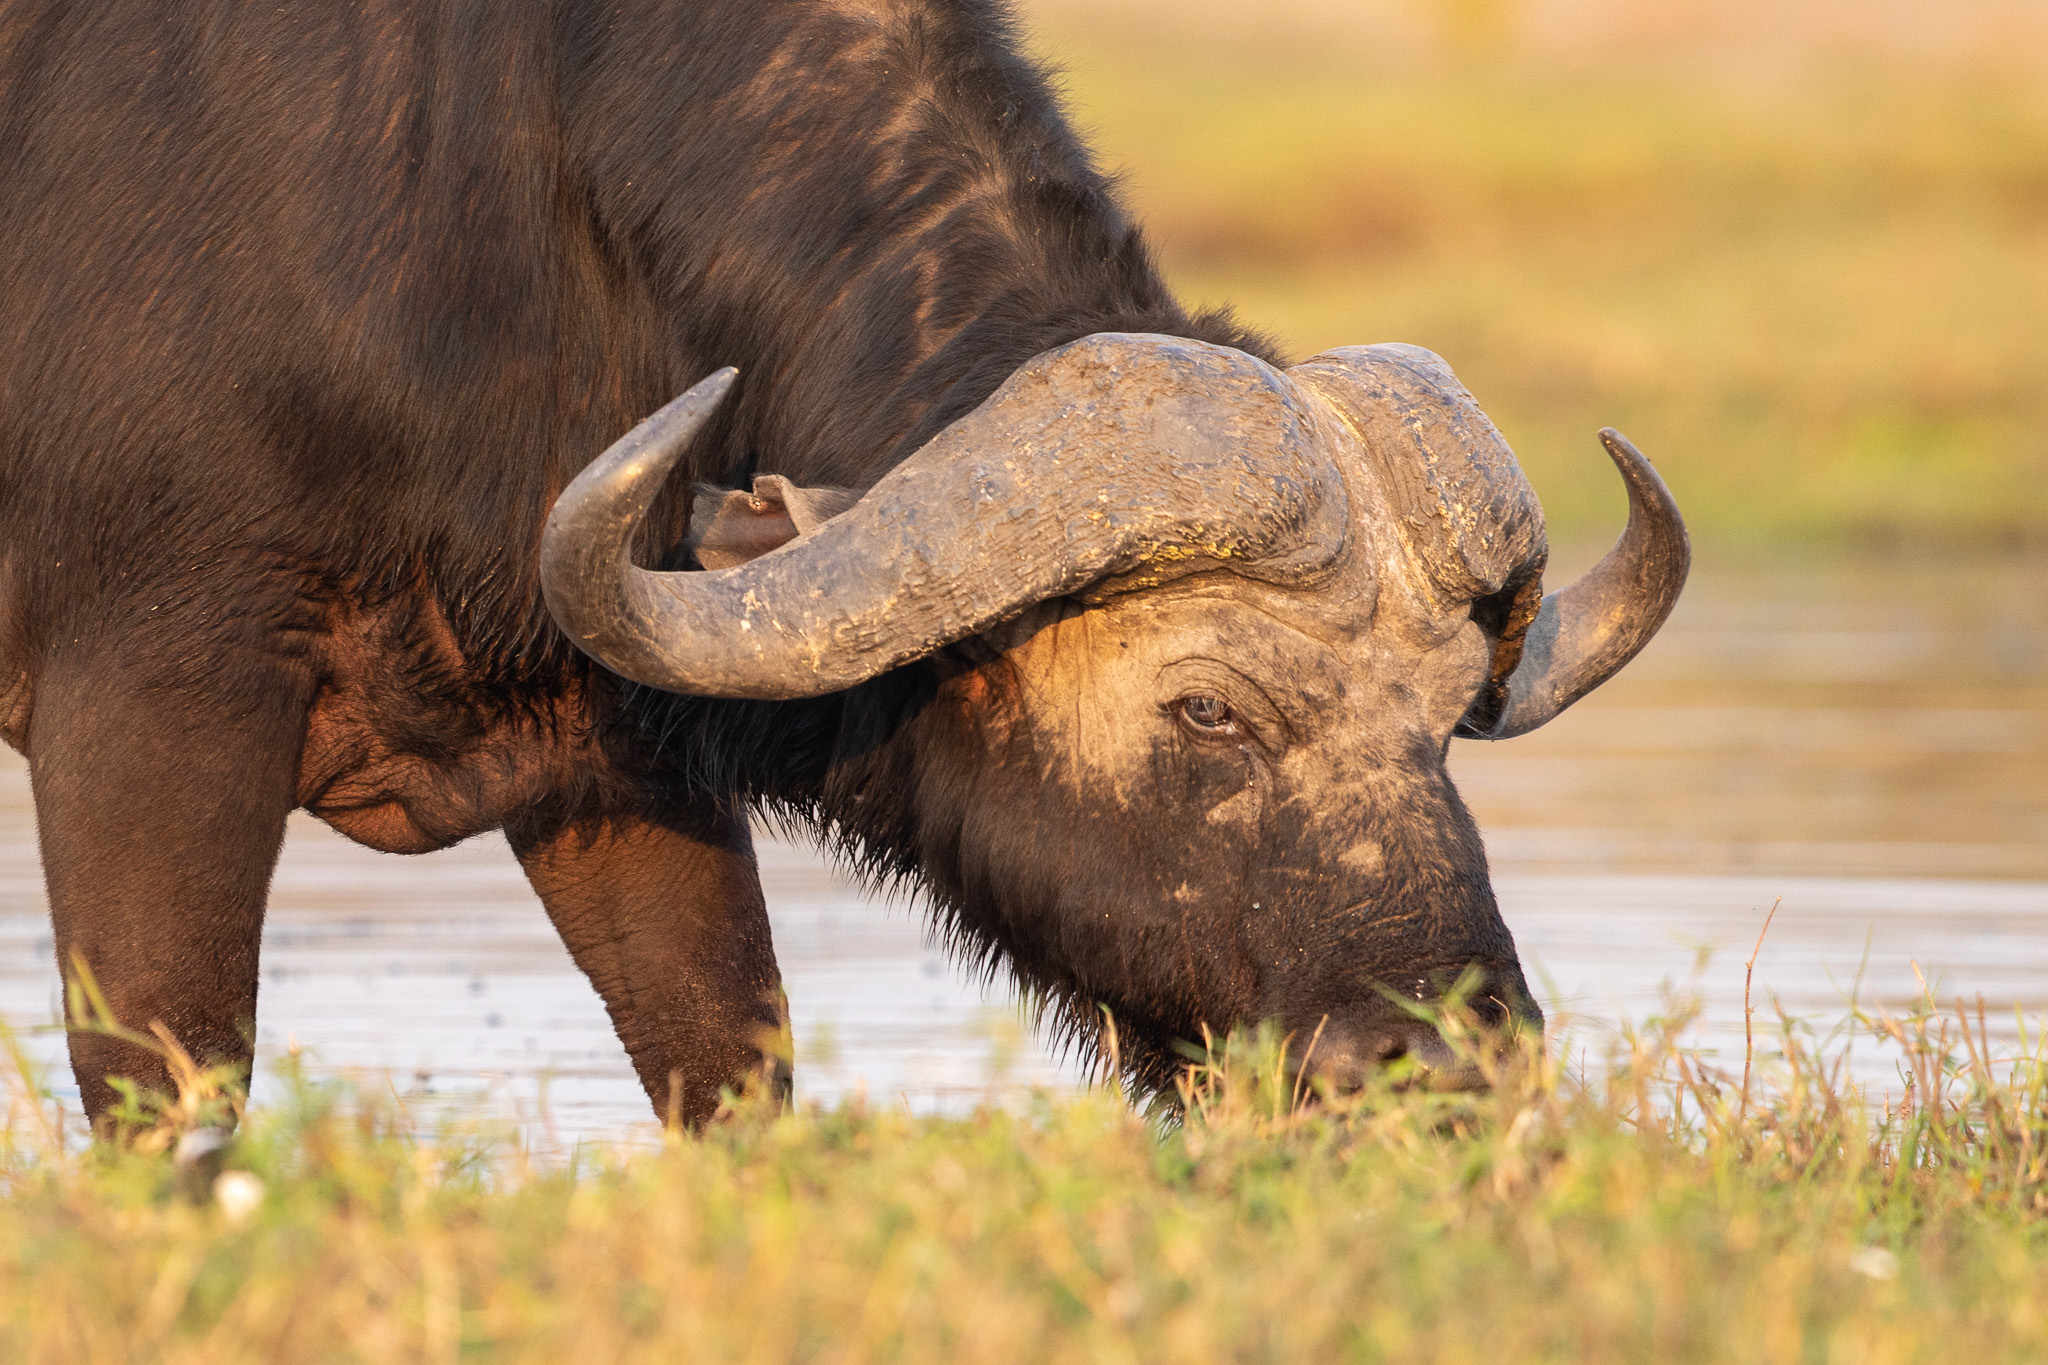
top-left (1469, 993), bottom-right (1509, 1029)
top-left (1457, 968), bottom-right (1543, 1036)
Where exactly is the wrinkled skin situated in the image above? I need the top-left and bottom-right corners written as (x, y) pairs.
top-left (0, 0), bottom-right (1683, 1127)
top-left (867, 513), bottom-right (1534, 1089)
top-left (546, 330), bottom-right (1692, 1100)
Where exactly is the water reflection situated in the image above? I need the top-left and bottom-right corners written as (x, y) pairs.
top-left (0, 551), bottom-right (2041, 1139)
top-left (1457, 552), bottom-right (2047, 880)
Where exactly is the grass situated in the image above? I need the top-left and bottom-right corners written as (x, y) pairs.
top-left (5, 9), bottom-right (2044, 1360)
top-left (1019, 0), bottom-right (2048, 545)
top-left (8, 986), bottom-right (2048, 1362)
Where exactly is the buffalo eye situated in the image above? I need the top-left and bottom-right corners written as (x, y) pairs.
top-left (1176, 693), bottom-right (1239, 737)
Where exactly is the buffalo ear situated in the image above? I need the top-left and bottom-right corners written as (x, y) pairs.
top-left (687, 475), bottom-right (863, 569)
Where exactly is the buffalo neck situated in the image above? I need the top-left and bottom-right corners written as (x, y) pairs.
top-left (572, 0), bottom-right (1277, 494)
top-left (576, 1), bottom-right (1276, 866)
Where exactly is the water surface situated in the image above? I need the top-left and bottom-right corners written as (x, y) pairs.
top-left (1, 551), bottom-right (2041, 1140)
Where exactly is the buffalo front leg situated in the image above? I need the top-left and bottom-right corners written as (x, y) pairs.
top-left (508, 805), bottom-right (789, 1125)
top-left (27, 654), bottom-right (306, 1128)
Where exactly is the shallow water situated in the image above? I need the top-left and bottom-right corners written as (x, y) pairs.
top-left (1, 550), bottom-right (2042, 1141)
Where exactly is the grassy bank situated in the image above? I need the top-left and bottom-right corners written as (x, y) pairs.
top-left (7, 999), bottom-right (2048, 1362)
top-left (1019, 0), bottom-right (2048, 545)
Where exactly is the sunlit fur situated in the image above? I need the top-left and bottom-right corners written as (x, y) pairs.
top-left (0, 0), bottom-right (1532, 1111)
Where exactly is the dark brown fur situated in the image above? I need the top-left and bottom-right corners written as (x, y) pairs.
top-left (0, 0), bottom-right (1286, 1121)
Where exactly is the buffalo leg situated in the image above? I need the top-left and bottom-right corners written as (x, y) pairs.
top-left (508, 805), bottom-right (789, 1125)
top-left (27, 654), bottom-right (306, 1127)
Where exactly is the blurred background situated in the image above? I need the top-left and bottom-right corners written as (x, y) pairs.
top-left (992, 0), bottom-right (2048, 1092)
top-left (2, 0), bottom-right (2043, 1142)
top-left (1023, 0), bottom-right (2048, 545)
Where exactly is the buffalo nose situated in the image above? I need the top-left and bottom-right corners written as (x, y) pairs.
top-left (1467, 964), bottom-right (1545, 1034)
top-left (1307, 964), bottom-right (1542, 1091)
top-left (1403, 956), bottom-right (1544, 1036)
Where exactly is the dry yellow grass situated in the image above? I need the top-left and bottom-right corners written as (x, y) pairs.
top-left (3, 9), bottom-right (2043, 1360)
top-left (8, 995), bottom-right (2048, 1362)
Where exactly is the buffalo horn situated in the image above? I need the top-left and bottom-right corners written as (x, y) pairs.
top-left (1464, 429), bottom-right (1690, 740)
top-left (541, 334), bottom-right (1350, 699)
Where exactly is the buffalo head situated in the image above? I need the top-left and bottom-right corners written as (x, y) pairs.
top-left (540, 334), bottom-right (1688, 1092)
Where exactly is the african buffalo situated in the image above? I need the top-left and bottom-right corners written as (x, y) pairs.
top-left (0, 0), bottom-right (1686, 1124)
